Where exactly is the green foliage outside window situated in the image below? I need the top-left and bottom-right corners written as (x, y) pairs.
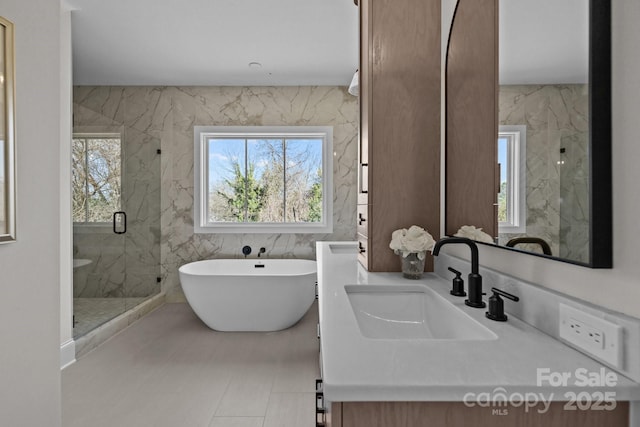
top-left (208, 138), bottom-right (324, 224)
top-left (72, 136), bottom-right (121, 223)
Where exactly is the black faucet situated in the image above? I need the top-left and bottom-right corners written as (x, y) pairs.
top-left (257, 247), bottom-right (266, 257)
top-left (242, 245), bottom-right (252, 258)
top-left (486, 287), bottom-right (519, 321)
top-left (432, 237), bottom-right (486, 308)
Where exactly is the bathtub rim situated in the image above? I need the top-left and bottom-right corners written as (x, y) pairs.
top-left (178, 258), bottom-right (317, 277)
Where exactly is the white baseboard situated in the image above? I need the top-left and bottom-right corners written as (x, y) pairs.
top-left (60, 339), bottom-right (76, 369)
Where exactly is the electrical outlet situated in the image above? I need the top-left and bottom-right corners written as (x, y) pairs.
top-left (566, 316), bottom-right (604, 350)
top-left (559, 303), bottom-right (623, 368)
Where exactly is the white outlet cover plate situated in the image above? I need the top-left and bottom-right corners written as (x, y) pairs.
top-left (559, 303), bottom-right (623, 368)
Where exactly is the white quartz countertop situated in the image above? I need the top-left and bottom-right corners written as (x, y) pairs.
top-left (317, 242), bottom-right (640, 402)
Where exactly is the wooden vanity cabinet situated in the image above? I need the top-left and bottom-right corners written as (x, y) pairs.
top-left (356, 0), bottom-right (442, 272)
top-left (328, 401), bottom-right (629, 427)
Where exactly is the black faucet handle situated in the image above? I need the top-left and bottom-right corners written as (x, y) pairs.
top-left (242, 245), bottom-right (252, 257)
top-left (486, 287), bottom-right (519, 321)
top-left (491, 287), bottom-right (519, 302)
top-left (447, 267), bottom-right (466, 297)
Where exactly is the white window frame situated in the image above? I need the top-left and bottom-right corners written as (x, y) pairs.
top-left (194, 126), bottom-right (333, 234)
top-left (498, 125), bottom-right (526, 234)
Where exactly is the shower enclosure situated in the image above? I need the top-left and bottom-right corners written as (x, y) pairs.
top-left (72, 89), bottom-right (161, 339)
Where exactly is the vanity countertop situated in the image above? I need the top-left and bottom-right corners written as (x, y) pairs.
top-left (317, 242), bottom-right (640, 402)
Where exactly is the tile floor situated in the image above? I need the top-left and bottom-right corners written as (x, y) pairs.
top-left (62, 302), bottom-right (319, 427)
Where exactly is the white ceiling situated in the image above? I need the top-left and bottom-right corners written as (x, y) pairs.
top-left (499, 0), bottom-right (589, 85)
top-left (68, 0), bottom-right (359, 86)
top-left (68, 0), bottom-right (589, 87)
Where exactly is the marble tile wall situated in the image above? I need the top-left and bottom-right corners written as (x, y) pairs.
top-left (498, 84), bottom-right (589, 263)
top-left (559, 126), bottom-right (590, 263)
top-left (74, 86), bottom-right (359, 301)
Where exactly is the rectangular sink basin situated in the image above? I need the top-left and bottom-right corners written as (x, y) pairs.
top-left (345, 284), bottom-right (498, 340)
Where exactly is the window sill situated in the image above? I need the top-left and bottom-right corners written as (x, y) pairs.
top-left (498, 225), bottom-right (527, 234)
top-left (195, 223), bottom-right (333, 234)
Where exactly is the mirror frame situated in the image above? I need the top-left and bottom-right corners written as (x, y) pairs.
top-left (445, 0), bottom-right (612, 268)
top-left (0, 16), bottom-right (16, 244)
top-left (587, 0), bottom-right (612, 268)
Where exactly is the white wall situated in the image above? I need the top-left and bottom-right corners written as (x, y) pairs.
top-left (0, 0), bottom-right (63, 424)
top-left (444, 0), bottom-right (640, 320)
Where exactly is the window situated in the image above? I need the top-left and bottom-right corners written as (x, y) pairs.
top-left (194, 126), bottom-right (333, 233)
top-left (497, 125), bottom-right (526, 233)
top-left (72, 133), bottom-right (122, 224)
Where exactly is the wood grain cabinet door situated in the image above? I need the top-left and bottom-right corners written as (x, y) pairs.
top-left (357, 0), bottom-right (441, 272)
top-left (340, 401), bottom-right (629, 427)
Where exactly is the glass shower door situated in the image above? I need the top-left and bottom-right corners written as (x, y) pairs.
top-left (121, 127), bottom-right (162, 313)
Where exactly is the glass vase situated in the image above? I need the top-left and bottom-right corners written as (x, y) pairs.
top-left (400, 252), bottom-right (426, 279)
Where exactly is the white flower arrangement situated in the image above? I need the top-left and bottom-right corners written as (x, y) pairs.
top-left (389, 225), bottom-right (436, 260)
top-left (454, 225), bottom-right (494, 244)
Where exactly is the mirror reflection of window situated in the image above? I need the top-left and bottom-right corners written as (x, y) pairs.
top-left (0, 16), bottom-right (15, 243)
top-left (497, 136), bottom-right (508, 223)
top-left (0, 25), bottom-right (5, 233)
top-left (0, 140), bottom-right (5, 230)
top-left (497, 126), bottom-right (526, 234)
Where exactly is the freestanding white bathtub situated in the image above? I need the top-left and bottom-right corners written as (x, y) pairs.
top-left (178, 259), bottom-right (317, 331)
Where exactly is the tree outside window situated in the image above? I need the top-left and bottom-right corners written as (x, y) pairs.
top-left (72, 134), bottom-right (122, 223)
top-left (208, 138), bottom-right (323, 223)
top-left (194, 126), bottom-right (333, 234)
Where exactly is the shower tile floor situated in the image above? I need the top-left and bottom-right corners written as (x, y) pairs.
top-left (63, 302), bottom-right (319, 427)
top-left (73, 297), bottom-right (151, 339)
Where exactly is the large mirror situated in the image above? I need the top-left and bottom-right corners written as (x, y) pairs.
top-left (0, 16), bottom-right (16, 244)
top-left (445, 0), bottom-right (611, 267)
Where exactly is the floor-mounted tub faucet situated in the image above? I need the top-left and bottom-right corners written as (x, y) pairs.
top-left (432, 237), bottom-right (486, 308)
